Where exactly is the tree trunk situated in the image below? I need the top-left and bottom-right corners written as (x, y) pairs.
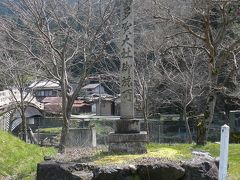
top-left (59, 122), bottom-right (68, 153)
top-left (59, 87), bottom-right (68, 152)
top-left (201, 51), bottom-right (218, 144)
top-left (20, 88), bottom-right (27, 142)
top-left (204, 93), bottom-right (217, 142)
top-left (59, 56), bottom-right (72, 153)
top-left (196, 87), bottom-right (217, 145)
top-left (20, 112), bottom-right (27, 142)
top-left (142, 83), bottom-right (150, 136)
top-left (59, 102), bottom-right (72, 153)
top-left (195, 115), bottom-right (207, 145)
top-left (183, 106), bottom-right (192, 143)
top-left (198, 69), bottom-right (217, 145)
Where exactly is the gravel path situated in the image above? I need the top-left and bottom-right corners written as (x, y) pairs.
top-left (52, 146), bottom-right (181, 168)
top-left (53, 146), bottom-right (108, 163)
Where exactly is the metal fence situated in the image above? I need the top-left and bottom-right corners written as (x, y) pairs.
top-left (23, 117), bottom-right (224, 145)
top-left (80, 119), bottom-right (222, 145)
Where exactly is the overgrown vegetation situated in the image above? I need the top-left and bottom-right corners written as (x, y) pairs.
top-left (0, 130), bottom-right (57, 179)
top-left (94, 143), bottom-right (240, 179)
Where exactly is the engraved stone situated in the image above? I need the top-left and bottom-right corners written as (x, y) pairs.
top-left (108, 0), bottom-right (147, 154)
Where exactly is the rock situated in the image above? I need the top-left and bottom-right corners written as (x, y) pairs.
top-left (214, 157), bottom-right (220, 168)
top-left (37, 161), bottom-right (93, 180)
top-left (128, 164), bottom-right (137, 172)
top-left (116, 165), bottom-right (139, 180)
top-left (63, 163), bottom-right (94, 180)
top-left (181, 157), bottom-right (218, 180)
top-left (92, 166), bottom-right (121, 180)
top-left (44, 156), bottom-right (52, 161)
top-left (93, 165), bottom-right (139, 180)
top-left (136, 158), bottom-right (185, 180)
top-left (192, 151), bottom-right (213, 160)
top-left (37, 157), bottom-right (219, 180)
top-left (71, 170), bottom-right (93, 180)
top-left (37, 161), bottom-right (74, 180)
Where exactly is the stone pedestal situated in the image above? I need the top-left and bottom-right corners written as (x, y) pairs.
top-left (109, 119), bottom-right (147, 154)
top-left (109, 131), bottom-right (147, 154)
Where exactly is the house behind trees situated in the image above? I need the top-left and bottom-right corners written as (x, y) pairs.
top-left (29, 80), bottom-right (61, 101)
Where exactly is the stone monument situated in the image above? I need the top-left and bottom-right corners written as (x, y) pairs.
top-left (108, 0), bottom-right (147, 154)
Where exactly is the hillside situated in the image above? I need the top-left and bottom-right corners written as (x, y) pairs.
top-left (0, 130), bottom-right (56, 179)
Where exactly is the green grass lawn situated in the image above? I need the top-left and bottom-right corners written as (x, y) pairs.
top-left (0, 130), bottom-right (57, 179)
top-left (94, 143), bottom-right (240, 179)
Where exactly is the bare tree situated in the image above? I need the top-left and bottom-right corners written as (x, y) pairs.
top-left (0, 0), bottom-right (116, 151)
top-left (156, 44), bottom-right (208, 143)
top-left (153, 0), bottom-right (240, 144)
top-left (135, 59), bottom-right (153, 122)
top-left (0, 49), bottom-right (40, 142)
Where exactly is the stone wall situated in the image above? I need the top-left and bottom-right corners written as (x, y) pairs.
top-left (37, 156), bottom-right (218, 180)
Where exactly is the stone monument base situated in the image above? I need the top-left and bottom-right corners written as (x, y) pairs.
top-left (108, 131), bottom-right (148, 154)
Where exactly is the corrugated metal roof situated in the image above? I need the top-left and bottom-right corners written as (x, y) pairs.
top-left (42, 97), bottom-right (87, 104)
top-left (72, 103), bottom-right (90, 107)
top-left (82, 83), bottom-right (100, 89)
top-left (42, 97), bottom-right (62, 103)
top-left (29, 80), bottom-right (60, 88)
top-left (42, 97), bottom-right (89, 113)
top-left (44, 103), bottom-right (61, 113)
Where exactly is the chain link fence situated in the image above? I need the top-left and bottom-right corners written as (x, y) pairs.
top-left (30, 117), bottom-right (223, 146)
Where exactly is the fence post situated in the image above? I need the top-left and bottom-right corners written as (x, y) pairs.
top-left (218, 124), bottom-right (230, 180)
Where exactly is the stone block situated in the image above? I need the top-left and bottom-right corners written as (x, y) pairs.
top-left (108, 132), bottom-right (148, 143)
top-left (66, 128), bottom-right (96, 147)
top-left (108, 132), bottom-right (147, 154)
top-left (115, 119), bottom-right (140, 133)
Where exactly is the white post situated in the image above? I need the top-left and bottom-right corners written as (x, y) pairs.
top-left (218, 124), bottom-right (230, 180)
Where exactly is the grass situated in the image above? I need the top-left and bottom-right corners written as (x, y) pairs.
top-left (94, 144), bottom-right (192, 165)
top-left (198, 143), bottom-right (240, 179)
top-left (38, 127), bottom-right (62, 134)
top-left (94, 143), bottom-right (240, 179)
top-left (1, 128), bottom-right (239, 179)
top-left (0, 130), bottom-right (57, 179)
